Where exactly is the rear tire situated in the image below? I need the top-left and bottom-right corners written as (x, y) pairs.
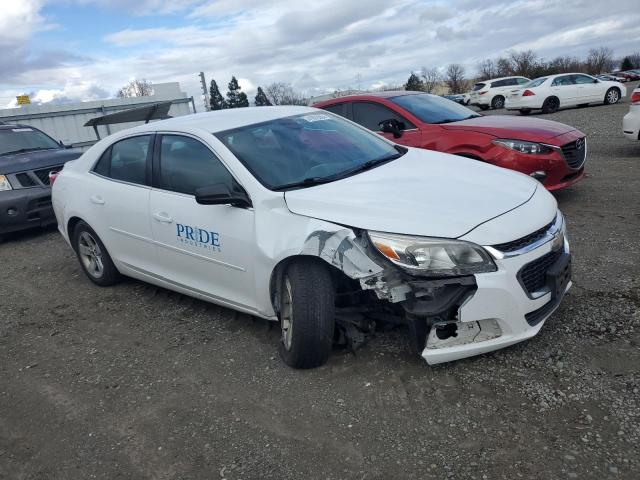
top-left (519, 109), bottom-right (531, 115)
top-left (541, 96), bottom-right (560, 114)
top-left (278, 259), bottom-right (335, 369)
top-left (73, 221), bottom-right (121, 286)
top-left (604, 87), bottom-right (620, 105)
top-left (491, 95), bottom-right (505, 109)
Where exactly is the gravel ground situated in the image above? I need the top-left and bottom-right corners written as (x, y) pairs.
top-left (1, 88), bottom-right (639, 480)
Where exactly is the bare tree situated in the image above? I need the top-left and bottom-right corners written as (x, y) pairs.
top-left (420, 67), bottom-right (442, 93)
top-left (445, 63), bottom-right (466, 94)
top-left (264, 82), bottom-right (307, 106)
top-left (508, 50), bottom-right (538, 78)
top-left (586, 47), bottom-right (615, 74)
top-left (477, 59), bottom-right (497, 80)
top-left (495, 57), bottom-right (512, 77)
top-left (116, 79), bottom-right (154, 98)
top-left (546, 55), bottom-right (583, 74)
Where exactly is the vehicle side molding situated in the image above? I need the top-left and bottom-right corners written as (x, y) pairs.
top-left (195, 183), bottom-right (252, 208)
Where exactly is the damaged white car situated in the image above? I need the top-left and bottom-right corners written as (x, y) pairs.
top-left (51, 106), bottom-right (571, 368)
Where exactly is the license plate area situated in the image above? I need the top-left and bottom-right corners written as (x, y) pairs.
top-left (546, 252), bottom-right (571, 300)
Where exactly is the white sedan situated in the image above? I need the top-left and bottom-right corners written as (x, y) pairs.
top-left (51, 106), bottom-right (571, 368)
top-left (623, 86), bottom-right (640, 141)
top-left (505, 73), bottom-right (626, 115)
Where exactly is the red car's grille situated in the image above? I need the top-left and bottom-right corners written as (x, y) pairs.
top-left (561, 138), bottom-right (586, 169)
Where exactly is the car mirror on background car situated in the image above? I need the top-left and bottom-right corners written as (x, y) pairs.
top-left (379, 119), bottom-right (405, 138)
top-left (195, 183), bottom-right (252, 208)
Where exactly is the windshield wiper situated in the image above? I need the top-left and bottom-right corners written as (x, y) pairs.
top-left (433, 114), bottom-right (481, 124)
top-left (2, 147), bottom-right (53, 155)
top-left (273, 176), bottom-right (335, 191)
top-left (274, 150), bottom-right (405, 191)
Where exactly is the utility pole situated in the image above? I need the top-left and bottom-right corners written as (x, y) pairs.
top-left (199, 72), bottom-right (210, 111)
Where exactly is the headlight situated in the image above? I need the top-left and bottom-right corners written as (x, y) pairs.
top-left (368, 231), bottom-right (497, 276)
top-left (492, 139), bottom-right (553, 154)
top-left (0, 175), bottom-right (12, 191)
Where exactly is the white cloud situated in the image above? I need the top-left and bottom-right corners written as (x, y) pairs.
top-left (2, 0), bottom-right (640, 109)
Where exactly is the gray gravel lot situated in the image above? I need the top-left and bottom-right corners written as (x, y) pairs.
top-left (1, 87), bottom-right (639, 480)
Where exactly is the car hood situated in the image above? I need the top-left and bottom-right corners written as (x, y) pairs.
top-left (0, 148), bottom-right (82, 174)
top-left (284, 147), bottom-right (538, 239)
top-left (441, 115), bottom-right (577, 142)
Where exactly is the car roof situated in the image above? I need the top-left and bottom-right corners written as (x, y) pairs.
top-left (125, 105), bottom-right (318, 134)
top-left (314, 90), bottom-right (425, 106)
top-left (476, 76), bottom-right (528, 83)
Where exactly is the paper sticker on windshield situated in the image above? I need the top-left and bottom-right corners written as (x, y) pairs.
top-left (11, 128), bottom-right (33, 132)
top-left (301, 114), bottom-right (331, 123)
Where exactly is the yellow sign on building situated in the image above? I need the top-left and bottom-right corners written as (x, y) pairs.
top-left (16, 95), bottom-right (31, 105)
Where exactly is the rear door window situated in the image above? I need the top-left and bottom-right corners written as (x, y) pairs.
top-left (473, 83), bottom-right (486, 91)
top-left (571, 74), bottom-right (596, 84)
top-left (552, 75), bottom-right (574, 86)
top-left (352, 102), bottom-right (415, 131)
top-left (93, 135), bottom-right (151, 185)
top-left (321, 103), bottom-right (348, 118)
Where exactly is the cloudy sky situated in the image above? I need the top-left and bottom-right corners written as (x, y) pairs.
top-left (1, 0), bottom-right (639, 109)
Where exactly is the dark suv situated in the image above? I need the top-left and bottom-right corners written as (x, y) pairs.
top-left (0, 124), bottom-right (82, 240)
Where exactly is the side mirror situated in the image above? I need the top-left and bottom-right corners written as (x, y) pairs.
top-left (379, 118), bottom-right (405, 139)
top-left (195, 183), bottom-right (252, 208)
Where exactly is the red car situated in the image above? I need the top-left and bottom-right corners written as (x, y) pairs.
top-left (315, 92), bottom-right (586, 191)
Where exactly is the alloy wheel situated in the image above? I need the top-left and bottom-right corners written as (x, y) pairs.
top-left (281, 277), bottom-right (294, 351)
top-left (607, 90), bottom-right (619, 104)
top-left (78, 231), bottom-right (104, 278)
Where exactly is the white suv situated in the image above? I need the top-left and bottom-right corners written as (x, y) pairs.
top-left (470, 76), bottom-right (530, 110)
top-left (52, 107), bottom-right (571, 369)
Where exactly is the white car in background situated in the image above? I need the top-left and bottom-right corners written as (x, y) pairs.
top-left (51, 107), bottom-right (571, 369)
top-left (623, 86), bottom-right (640, 141)
top-left (505, 73), bottom-right (626, 115)
top-left (469, 76), bottom-right (530, 110)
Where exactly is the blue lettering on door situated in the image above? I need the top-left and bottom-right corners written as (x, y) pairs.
top-left (176, 223), bottom-right (222, 252)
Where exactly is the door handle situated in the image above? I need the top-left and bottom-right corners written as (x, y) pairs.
top-left (152, 212), bottom-right (173, 223)
top-left (90, 195), bottom-right (105, 205)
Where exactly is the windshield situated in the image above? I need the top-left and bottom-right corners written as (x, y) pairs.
top-left (524, 77), bottom-right (548, 88)
top-left (390, 94), bottom-right (480, 124)
top-left (0, 127), bottom-right (60, 156)
top-left (215, 112), bottom-right (403, 190)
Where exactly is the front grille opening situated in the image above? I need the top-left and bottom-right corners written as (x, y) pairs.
top-left (519, 249), bottom-right (563, 295)
top-left (26, 196), bottom-right (52, 212)
top-left (16, 173), bottom-right (38, 187)
top-left (561, 139), bottom-right (586, 169)
top-left (33, 165), bottom-right (62, 186)
top-left (492, 220), bottom-right (554, 253)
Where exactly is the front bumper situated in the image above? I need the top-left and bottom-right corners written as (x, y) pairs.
top-left (488, 134), bottom-right (586, 191)
top-left (0, 187), bottom-right (55, 235)
top-left (422, 221), bottom-right (571, 364)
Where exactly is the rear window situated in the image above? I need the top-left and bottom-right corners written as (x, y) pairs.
top-left (472, 83), bottom-right (486, 91)
top-left (524, 77), bottom-right (548, 88)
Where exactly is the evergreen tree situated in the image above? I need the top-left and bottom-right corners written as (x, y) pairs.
top-left (620, 57), bottom-right (634, 71)
top-left (209, 80), bottom-right (226, 110)
top-left (254, 86), bottom-right (272, 106)
top-left (226, 76), bottom-right (249, 108)
top-left (405, 73), bottom-right (424, 91)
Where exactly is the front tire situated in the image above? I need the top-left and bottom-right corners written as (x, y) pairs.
top-left (278, 259), bottom-right (335, 369)
top-left (604, 87), bottom-right (620, 105)
top-left (542, 96), bottom-right (560, 114)
top-left (491, 95), bottom-right (505, 109)
top-left (73, 221), bottom-right (120, 286)
top-left (478, 105), bottom-right (489, 111)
